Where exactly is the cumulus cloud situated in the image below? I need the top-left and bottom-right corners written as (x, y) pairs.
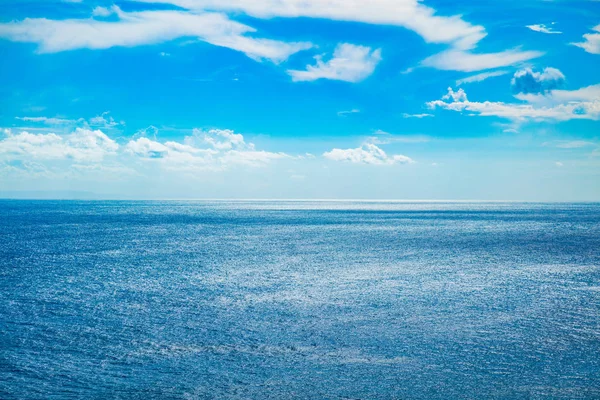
top-left (288, 44), bottom-right (381, 82)
top-left (0, 125), bottom-right (295, 174)
top-left (126, 129), bottom-right (289, 170)
top-left (200, 129), bottom-right (250, 150)
top-left (511, 67), bottom-right (565, 94)
top-left (323, 143), bottom-right (414, 165)
top-left (526, 24), bottom-right (561, 34)
top-left (0, 7), bottom-right (311, 63)
top-left (0, 128), bottom-right (118, 162)
top-left (427, 86), bottom-right (600, 122)
top-left (456, 70), bottom-right (509, 86)
top-left (572, 24), bottom-right (600, 55)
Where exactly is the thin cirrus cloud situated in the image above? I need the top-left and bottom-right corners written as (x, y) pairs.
top-left (421, 48), bottom-right (543, 72)
top-left (402, 113), bottom-right (434, 119)
top-left (526, 24), bottom-right (562, 34)
top-left (288, 44), bottom-right (382, 83)
top-left (323, 143), bottom-right (414, 165)
top-left (543, 140), bottom-right (596, 149)
top-left (572, 24), bottom-right (600, 55)
top-left (456, 70), bottom-right (509, 86)
top-left (0, 6), bottom-right (312, 63)
top-left (134, 0), bottom-right (542, 72)
top-left (16, 112), bottom-right (122, 130)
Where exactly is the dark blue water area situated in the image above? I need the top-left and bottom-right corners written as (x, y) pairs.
top-left (0, 200), bottom-right (599, 399)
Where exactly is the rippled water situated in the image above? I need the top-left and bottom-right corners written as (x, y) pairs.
top-left (1, 201), bottom-right (599, 399)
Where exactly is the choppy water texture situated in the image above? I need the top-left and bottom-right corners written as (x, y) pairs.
top-left (1, 201), bottom-right (600, 399)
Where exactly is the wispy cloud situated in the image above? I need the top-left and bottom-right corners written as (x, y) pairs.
top-left (0, 7), bottom-right (312, 63)
top-left (543, 140), bottom-right (596, 149)
top-left (133, 0), bottom-right (488, 50)
top-left (134, 0), bottom-right (541, 73)
top-left (367, 133), bottom-right (430, 144)
top-left (456, 70), bottom-right (509, 86)
top-left (402, 113), bottom-right (434, 119)
top-left (427, 85), bottom-right (600, 122)
top-left (572, 24), bottom-right (600, 55)
top-left (337, 109), bottom-right (361, 117)
top-left (526, 23), bottom-right (562, 34)
top-left (288, 44), bottom-right (381, 82)
top-left (422, 48), bottom-right (543, 72)
top-left (16, 116), bottom-right (76, 125)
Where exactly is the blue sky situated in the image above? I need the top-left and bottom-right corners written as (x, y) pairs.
top-left (0, 0), bottom-right (599, 200)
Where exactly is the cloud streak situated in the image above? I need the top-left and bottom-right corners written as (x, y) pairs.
top-left (526, 24), bottom-right (562, 34)
top-left (134, 0), bottom-right (541, 72)
top-left (0, 7), bottom-right (312, 63)
top-left (456, 70), bottom-right (509, 86)
top-left (427, 86), bottom-right (600, 122)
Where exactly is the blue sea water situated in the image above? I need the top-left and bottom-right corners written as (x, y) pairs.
top-left (1, 200), bottom-right (599, 399)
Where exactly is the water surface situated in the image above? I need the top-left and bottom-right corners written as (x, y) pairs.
top-left (1, 201), bottom-right (599, 399)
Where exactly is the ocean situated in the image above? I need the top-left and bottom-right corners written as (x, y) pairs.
top-left (1, 200), bottom-right (599, 399)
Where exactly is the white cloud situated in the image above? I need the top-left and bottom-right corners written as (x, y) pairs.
top-left (427, 86), bottom-right (600, 122)
top-left (511, 67), bottom-right (565, 94)
top-left (572, 24), bottom-right (600, 55)
top-left (544, 140), bottom-right (596, 149)
top-left (367, 134), bottom-right (430, 145)
top-left (92, 6), bottom-right (115, 17)
top-left (422, 48), bottom-right (543, 72)
top-left (133, 0), bottom-right (487, 49)
top-left (16, 112), bottom-right (124, 130)
top-left (402, 113), bottom-right (434, 118)
top-left (89, 112), bottom-right (121, 128)
top-left (337, 109), bottom-right (360, 117)
top-left (126, 129), bottom-right (288, 170)
top-left (555, 161), bottom-right (564, 167)
top-left (514, 84), bottom-right (600, 105)
top-left (0, 7), bottom-right (311, 63)
top-left (135, 0), bottom-right (541, 72)
top-left (125, 137), bottom-right (170, 159)
top-left (0, 128), bottom-right (118, 162)
top-left (323, 143), bottom-right (414, 165)
top-left (200, 128), bottom-right (250, 150)
top-left (288, 44), bottom-right (381, 82)
top-left (16, 116), bottom-right (76, 125)
top-left (456, 70), bottom-right (509, 86)
top-left (526, 24), bottom-right (562, 34)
